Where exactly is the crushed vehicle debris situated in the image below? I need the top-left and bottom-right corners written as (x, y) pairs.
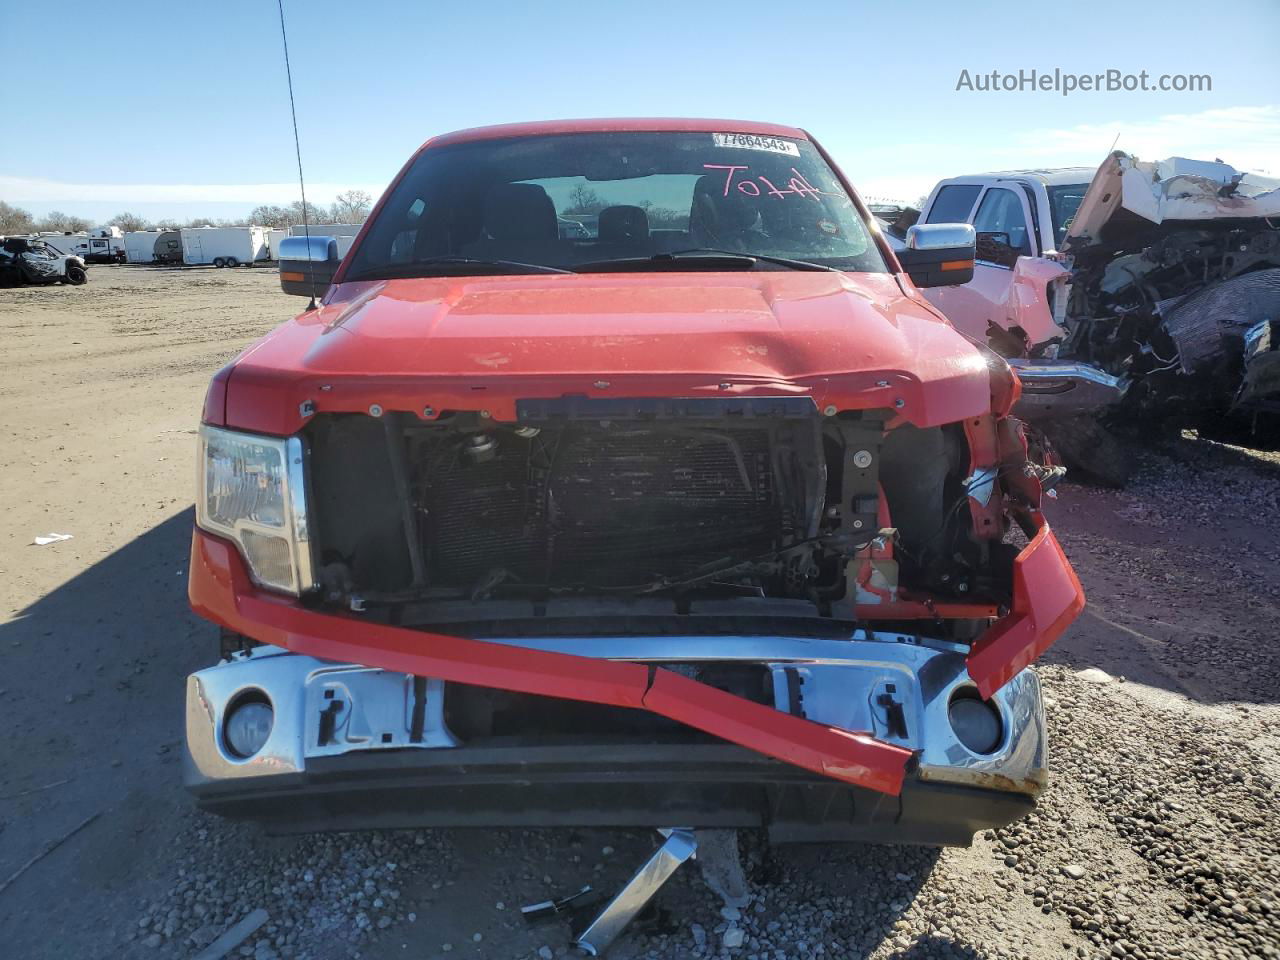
top-left (184, 118), bottom-right (1083, 846)
top-left (912, 153), bottom-right (1280, 480)
top-left (1061, 154), bottom-right (1280, 420)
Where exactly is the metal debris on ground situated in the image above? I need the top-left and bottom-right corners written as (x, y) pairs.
top-left (574, 829), bottom-right (698, 956)
top-left (191, 907), bottom-right (269, 960)
top-left (520, 885), bottom-right (599, 924)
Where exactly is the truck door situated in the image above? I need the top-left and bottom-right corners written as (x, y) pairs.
top-left (186, 235), bottom-right (202, 264)
top-left (922, 184), bottom-right (1036, 345)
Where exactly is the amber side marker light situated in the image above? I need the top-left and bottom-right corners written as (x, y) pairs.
top-left (941, 260), bottom-right (974, 271)
top-left (280, 271), bottom-right (306, 283)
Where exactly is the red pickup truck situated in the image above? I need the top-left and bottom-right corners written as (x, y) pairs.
top-left (185, 118), bottom-right (1083, 845)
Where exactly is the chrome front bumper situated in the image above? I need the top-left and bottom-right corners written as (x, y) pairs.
top-left (1009, 358), bottom-right (1128, 418)
top-left (185, 632), bottom-right (1046, 801)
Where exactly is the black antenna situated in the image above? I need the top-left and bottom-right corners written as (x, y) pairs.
top-left (276, 0), bottom-right (317, 310)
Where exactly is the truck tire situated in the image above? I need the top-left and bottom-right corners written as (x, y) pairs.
top-left (213, 257), bottom-right (226, 268)
top-left (64, 265), bottom-right (88, 285)
top-left (225, 257), bottom-right (239, 268)
top-left (1044, 416), bottom-right (1131, 487)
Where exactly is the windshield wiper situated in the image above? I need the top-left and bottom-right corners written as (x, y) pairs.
top-left (345, 257), bottom-right (573, 282)
top-left (575, 248), bottom-right (835, 273)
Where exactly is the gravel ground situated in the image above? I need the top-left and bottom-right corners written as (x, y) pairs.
top-left (1, 267), bottom-right (1277, 959)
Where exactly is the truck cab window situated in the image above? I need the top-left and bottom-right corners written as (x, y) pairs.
top-left (925, 184), bottom-right (981, 224)
top-left (1046, 184), bottom-right (1089, 248)
top-left (972, 188), bottom-right (1031, 261)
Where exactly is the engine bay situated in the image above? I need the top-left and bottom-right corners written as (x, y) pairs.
top-left (303, 403), bottom-right (1015, 637)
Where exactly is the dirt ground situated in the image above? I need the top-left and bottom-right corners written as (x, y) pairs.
top-left (0, 266), bottom-right (1276, 960)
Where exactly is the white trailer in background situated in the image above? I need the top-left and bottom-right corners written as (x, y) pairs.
top-left (39, 233), bottom-right (91, 257)
top-left (290, 223), bottom-right (362, 258)
top-left (124, 230), bottom-right (183, 264)
top-left (289, 223), bottom-right (361, 237)
top-left (266, 229), bottom-right (289, 259)
top-left (180, 226), bottom-right (269, 267)
top-left (125, 232), bottom-right (159, 263)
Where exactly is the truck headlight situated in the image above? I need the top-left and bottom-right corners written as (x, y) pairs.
top-left (197, 425), bottom-right (314, 595)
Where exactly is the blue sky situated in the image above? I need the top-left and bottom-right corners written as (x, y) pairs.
top-left (3, 0), bottom-right (1278, 222)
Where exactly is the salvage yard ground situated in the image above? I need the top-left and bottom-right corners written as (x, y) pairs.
top-left (0, 267), bottom-right (1277, 960)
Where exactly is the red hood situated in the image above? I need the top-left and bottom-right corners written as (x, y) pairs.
top-left (217, 272), bottom-right (995, 434)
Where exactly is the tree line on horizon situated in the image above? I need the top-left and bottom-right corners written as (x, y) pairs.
top-left (0, 191), bottom-right (372, 236)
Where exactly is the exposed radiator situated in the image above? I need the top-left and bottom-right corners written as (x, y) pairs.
top-left (417, 425), bottom-right (784, 589)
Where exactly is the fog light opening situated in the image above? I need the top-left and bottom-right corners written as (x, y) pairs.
top-left (947, 689), bottom-right (1003, 755)
top-left (224, 691), bottom-right (274, 759)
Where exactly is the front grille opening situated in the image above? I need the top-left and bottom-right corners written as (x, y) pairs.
top-left (444, 662), bottom-right (773, 740)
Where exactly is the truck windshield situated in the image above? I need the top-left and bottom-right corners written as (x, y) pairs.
top-left (344, 131), bottom-right (888, 280)
top-left (1047, 184), bottom-right (1089, 248)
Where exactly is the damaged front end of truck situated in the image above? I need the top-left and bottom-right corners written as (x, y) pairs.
top-left (185, 355), bottom-right (1080, 845)
top-left (183, 119), bottom-right (1084, 845)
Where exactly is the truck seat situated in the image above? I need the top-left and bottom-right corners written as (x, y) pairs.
top-left (689, 175), bottom-right (759, 252)
top-left (462, 183), bottom-right (562, 262)
top-left (594, 205), bottom-right (652, 258)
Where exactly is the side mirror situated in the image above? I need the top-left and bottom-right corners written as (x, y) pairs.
top-left (897, 223), bottom-right (975, 287)
top-left (278, 235), bottom-right (339, 298)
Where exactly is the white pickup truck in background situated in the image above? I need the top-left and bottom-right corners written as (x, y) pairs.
top-left (915, 168), bottom-right (1092, 347)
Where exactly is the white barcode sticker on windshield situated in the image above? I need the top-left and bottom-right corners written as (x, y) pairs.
top-left (712, 133), bottom-right (800, 156)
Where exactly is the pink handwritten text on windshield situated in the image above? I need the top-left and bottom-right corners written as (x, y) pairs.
top-left (702, 164), bottom-right (841, 202)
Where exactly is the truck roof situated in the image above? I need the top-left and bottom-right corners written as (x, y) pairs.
top-left (427, 118), bottom-right (809, 149)
top-left (943, 167), bottom-right (1095, 186)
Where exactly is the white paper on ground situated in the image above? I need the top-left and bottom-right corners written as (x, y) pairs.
top-left (33, 533), bottom-right (73, 545)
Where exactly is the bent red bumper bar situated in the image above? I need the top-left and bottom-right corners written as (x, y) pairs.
top-left (190, 511), bottom-right (1081, 795)
top-left (966, 519), bottom-right (1085, 699)
top-left (189, 532), bottom-right (912, 796)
